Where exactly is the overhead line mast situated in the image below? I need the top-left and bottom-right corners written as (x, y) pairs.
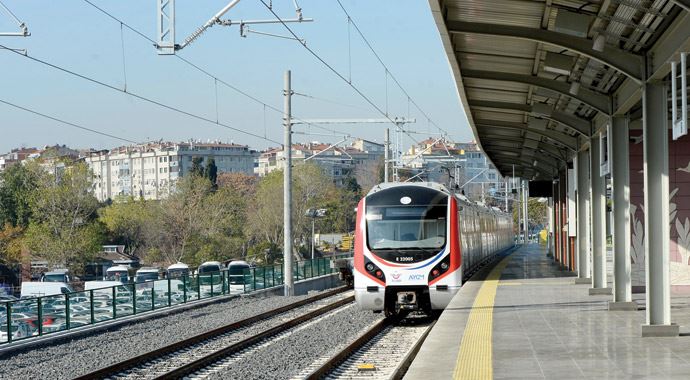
top-left (156, 0), bottom-right (312, 55)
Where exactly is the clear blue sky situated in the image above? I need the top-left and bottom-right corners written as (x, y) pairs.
top-left (0, 0), bottom-right (471, 153)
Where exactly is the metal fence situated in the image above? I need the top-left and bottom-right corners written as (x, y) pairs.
top-left (0, 254), bottom-right (350, 345)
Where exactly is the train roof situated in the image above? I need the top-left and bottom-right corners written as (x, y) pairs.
top-left (366, 182), bottom-right (450, 196)
top-left (366, 182), bottom-right (510, 216)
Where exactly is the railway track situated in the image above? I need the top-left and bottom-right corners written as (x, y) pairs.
top-left (298, 315), bottom-right (435, 380)
top-left (73, 288), bottom-right (352, 380)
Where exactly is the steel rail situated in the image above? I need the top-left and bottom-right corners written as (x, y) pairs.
top-left (73, 287), bottom-right (348, 379)
top-left (153, 296), bottom-right (355, 379)
top-left (304, 319), bottom-right (388, 380)
top-left (304, 317), bottom-right (435, 380)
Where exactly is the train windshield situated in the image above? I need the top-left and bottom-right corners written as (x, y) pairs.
top-left (366, 205), bottom-right (447, 250)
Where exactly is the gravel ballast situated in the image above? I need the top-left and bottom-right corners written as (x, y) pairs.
top-left (205, 304), bottom-right (382, 380)
top-left (0, 291), bottom-right (328, 379)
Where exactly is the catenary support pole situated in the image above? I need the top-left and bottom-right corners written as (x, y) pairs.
top-left (513, 179), bottom-right (522, 244)
top-left (384, 128), bottom-right (390, 183)
top-left (552, 180), bottom-right (558, 259)
top-left (311, 218), bottom-right (315, 260)
top-left (283, 70), bottom-right (294, 297)
top-left (523, 179), bottom-right (528, 243)
top-left (505, 178), bottom-right (509, 212)
top-left (641, 82), bottom-right (677, 336)
top-left (576, 149), bottom-right (591, 284)
top-left (609, 116), bottom-right (636, 310)
top-left (589, 133), bottom-right (610, 294)
top-left (547, 198), bottom-right (553, 256)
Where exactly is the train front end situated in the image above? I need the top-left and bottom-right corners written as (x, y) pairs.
top-left (354, 183), bottom-right (461, 315)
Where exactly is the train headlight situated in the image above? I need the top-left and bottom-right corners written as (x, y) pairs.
top-left (363, 259), bottom-right (386, 282)
top-left (428, 256), bottom-right (451, 282)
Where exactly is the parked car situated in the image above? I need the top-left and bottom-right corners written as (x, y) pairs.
top-left (0, 321), bottom-right (31, 341)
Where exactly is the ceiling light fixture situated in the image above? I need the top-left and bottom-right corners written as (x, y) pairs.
top-left (592, 34), bottom-right (606, 52)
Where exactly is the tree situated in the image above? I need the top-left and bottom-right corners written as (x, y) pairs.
top-left (512, 197), bottom-right (548, 232)
top-left (321, 176), bottom-right (361, 233)
top-left (23, 163), bottom-right (104, 273)
top-left (190, 156), bottom-right (204, 177)
top-left (204, 158), bottom-right (218, 186)
top-left (217, 172), bottom-right (257, 197)
top-left (190, 185), bottom-right (246, 264)
top-left (245, 163), bottom-right (338, 260)
top-left (147, 175), bottom-right (212, 265)
top-left (355, 156), bottom-right (384, 192)
top-left (0, 223), bottom-right (24, 265)
top-left (143, 174), bottom-right (248, 267)
top-left (0, 162), bottom-right (41, 228)
top-left (99, 197), bottom-right (155, 257)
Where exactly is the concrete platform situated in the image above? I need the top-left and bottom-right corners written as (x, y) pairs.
top-left (405, 244), bottom-right (690, 380)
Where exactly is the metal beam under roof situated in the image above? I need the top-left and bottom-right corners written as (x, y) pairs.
top-left (462, 69), bottom-right (610, 116)
top-left (430, 0), bottom-right (684, 180)
top-left (447, 20), bottom-right (644, 83)
top-left (468, 99), bottom-right (590, 136)
top-left (474, 119), bottom-right (577, 151)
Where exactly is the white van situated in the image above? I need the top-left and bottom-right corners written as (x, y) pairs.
top-left (41, 269), bottom-right (71, 283)
top-left (20, 282), bottom-right (74, 298)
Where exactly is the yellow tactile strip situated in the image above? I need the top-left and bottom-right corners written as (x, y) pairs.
top-left (453, 255), bottom-right (512, 380)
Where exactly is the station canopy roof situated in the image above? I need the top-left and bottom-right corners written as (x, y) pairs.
top-left (430, 0), bottom-right (690, 180)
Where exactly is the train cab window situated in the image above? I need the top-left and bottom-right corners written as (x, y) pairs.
top-left (367, 205), bottom-right (446, 251)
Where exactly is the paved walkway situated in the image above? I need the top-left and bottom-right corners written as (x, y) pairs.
top-left (405, 244), bottom-right (690, 379)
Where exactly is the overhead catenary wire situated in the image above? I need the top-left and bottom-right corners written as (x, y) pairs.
top-left (0, 98), bottom-right (140, 144)
top-left (259, 0), bottom-right (405, 130)
top-left (333, 0), bottom-right (450, 137)
top-left (80, 0), bottom-right (359, 140)
top-left (0, 42), bottom-right (282, 145)
top-left (259, 0), bottom-right (455, 174)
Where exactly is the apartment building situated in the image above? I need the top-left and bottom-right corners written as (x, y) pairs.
top-left (86, 140), bottom-right (257, 201)
top-left (255, 139), bottom-right (384, 186)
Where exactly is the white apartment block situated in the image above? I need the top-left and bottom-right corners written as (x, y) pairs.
top-left (86, 141), bottom-right (257, 201)
top-left (255, 140), bottom-right (384, 186)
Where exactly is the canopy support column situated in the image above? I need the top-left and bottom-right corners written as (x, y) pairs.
top-left (641, 82), bottom-right (678, 336)
top-left (589, 135), bottom-right (611, 295)
top-left (575, 149), bottom-right (591, 284)
top-left (609, 115), bottom-right (637, 310)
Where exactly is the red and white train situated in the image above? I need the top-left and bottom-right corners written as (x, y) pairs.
top-left (354, 182), bottom-right (513, 316)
